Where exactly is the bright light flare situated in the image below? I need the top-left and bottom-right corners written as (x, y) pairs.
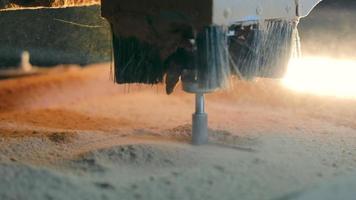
top-left (283, 56), bottom-right (356, 99)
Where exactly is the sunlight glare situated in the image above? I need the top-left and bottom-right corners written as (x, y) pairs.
top-left (283, 56), bottom-right (356, 98)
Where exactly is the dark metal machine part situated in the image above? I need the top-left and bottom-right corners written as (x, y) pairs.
top-left (102, 0), bottom-right (293, 85)
top-left (102, 0), bottom-right (215, 87)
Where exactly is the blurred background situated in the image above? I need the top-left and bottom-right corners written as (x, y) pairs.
top-left (300, 0), bottom-right (356, 59)
top-left (0, 6), bottom-right (111, 68)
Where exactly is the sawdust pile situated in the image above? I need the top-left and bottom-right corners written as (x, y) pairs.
top-left (0, 64), bottom-right (356, 200)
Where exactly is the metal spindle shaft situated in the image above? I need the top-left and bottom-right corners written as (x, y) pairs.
top-left (192, 93), bottom-right (208, 145)
top-left (195, 93), bottom-right (205, 114)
